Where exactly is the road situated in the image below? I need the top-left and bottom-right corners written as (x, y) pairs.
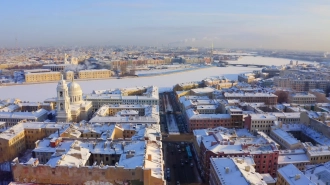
top-left (163, 141), bottom-right (202, 185)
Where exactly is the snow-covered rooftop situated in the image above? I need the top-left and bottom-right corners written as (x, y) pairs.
top-left (186, 108), bottom-right (231, 120)
top-left (277, 164), bottom-right (314, 185)
top-left (210, 157), bottom-right (267, 185)
top-left (0, 108), bottom-right (48, 119)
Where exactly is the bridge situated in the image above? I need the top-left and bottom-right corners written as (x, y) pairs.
top-left (218, 61), bottom-right (267, 68)
top-left (227, 63), bottom-right (267, 68)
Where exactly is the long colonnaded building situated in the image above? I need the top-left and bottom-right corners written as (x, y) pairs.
top-left (24, 69), bottom-right (61, 83)
top-left (78, 69), bottom-right (112, 79)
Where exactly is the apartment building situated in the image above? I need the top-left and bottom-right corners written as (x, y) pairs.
top-left (274, 69), bottom-right (330, 92)
top-left (194, 127), bottom-right (279, 180)
top-left (0, 122), bottom-right (72, 163)
top-left (270, 127), bottom-right (302, 150)
top-left (244, 114), bottom-right (277, 134)
top-left (303, 143), bottom-right (330, 165)
top-left (209, 157), bottom-right (268, 185)
top-left (85, 86), bottom-right (159, 111)
top-left (238, 73), bottom-right (256, 83)
top-left (224, 92), bottom-right (278, 105)
top-left (11, 125), bottom-right (165, 185)
top-left (94, 104), bottom-right (152, 117)
top-left (277, 164), bottom-right (314, 185)
top-left (185, 108), bottom-right (231, 132)
top-left (277, 150), bottom-right (310, 171)
top-left (309, 89), bottom-right (329, 103)
top-left (288, 92), bottom-right (316, 105)
top-left (0, 109), bottom-right (48, 127)
top-left (78, 69), bottom-right (111, 79)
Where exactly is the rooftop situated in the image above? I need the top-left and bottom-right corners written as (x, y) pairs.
top-left (210, 157), bottom-right (267, 185)
top-left (277, 164), bottom-right (314, 185)
top-left (305, 161), bottom-right (330, 185)
top-left (224, 92), bottom-right (277, 98)
top-left (186, 108), bottom-right (231, 120)
top-left (271, 127), bottom-right (301, 145)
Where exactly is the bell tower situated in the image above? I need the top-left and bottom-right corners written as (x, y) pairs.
top-left (56, 75), bottom-right (71, 122)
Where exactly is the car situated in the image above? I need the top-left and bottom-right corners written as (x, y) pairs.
top-left (190, 163), bottom-right (194, 167)
top-left (185, 160), bottom-right (188, 164)
top-left (166, 168), bottom-right (170, 172)
top-left (176, 181), bottom-right (180, 185)
top-left (178, 149), bottom-right (181, 153)
top-left (181, 162), bottom-right (184, 166)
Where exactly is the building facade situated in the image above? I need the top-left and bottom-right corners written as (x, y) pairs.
top-left (25, 72), bottom-right (61, 83)
top-left (78, 69), bottom-right (111, 79)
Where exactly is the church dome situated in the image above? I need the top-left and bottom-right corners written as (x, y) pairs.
top-left (67, 81), bottom-right (83, 103)
top-left (68, 81), bottom-right (82, 93)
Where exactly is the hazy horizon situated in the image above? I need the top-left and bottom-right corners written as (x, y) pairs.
top-left (1, 0), bottom-right (330, 51)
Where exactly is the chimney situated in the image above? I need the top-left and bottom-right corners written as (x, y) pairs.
top-left (225, 167), bottom-right (230, 174)
top-left (211, 141), bottom-right (218, 146)
top-left (245, 166), bottom-right (250, 172)
top-left (295, 174), bottom-right (301, 180)
top-left (147, 154), bottom-right (152, 161)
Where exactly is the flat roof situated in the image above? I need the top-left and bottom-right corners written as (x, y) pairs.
top-left (277, 164), bottom-right (313, 185)
top-left (210, 157), bottom-right (267, 185)
top-left (271, 128), bottom-right (300, 145)
top-left (186, 108), bottom-right (231, 120)
top-left (224, 92), bottom-right (277, 97)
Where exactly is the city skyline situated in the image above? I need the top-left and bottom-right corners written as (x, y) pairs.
top-left (1, 0), bottom-right (330, 51)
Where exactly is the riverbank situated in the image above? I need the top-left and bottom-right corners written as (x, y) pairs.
top-left (0, 65), bottom-right (213, 87)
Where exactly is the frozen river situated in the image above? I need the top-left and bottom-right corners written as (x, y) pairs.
top-left (0, 56), bottom-right (312, 102)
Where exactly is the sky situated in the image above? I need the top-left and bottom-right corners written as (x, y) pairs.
top-left (0, 0), bottom-right (329, 51)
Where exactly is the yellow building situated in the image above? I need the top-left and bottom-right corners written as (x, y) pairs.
top-left (78, 69), bottom-right (111, 79)
top-left (0, 121), bottom-right (72, 163)
top-left (0, 64), bottom-right (8, 69)
top-left (25, 72), bottom-right (61, 83)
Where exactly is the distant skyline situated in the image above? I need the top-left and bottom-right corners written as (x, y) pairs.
top-left (0, 0), bottom-right (330, 51)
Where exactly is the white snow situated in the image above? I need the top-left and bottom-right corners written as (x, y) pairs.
top-left (0, 57), bottom-right (313, 102)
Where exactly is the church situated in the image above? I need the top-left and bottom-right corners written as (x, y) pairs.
top-left (56, 76), bottom-right (93, 122)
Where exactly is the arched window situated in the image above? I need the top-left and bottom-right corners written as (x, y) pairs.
top-left (59, 91), bottom-right (63, 97)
